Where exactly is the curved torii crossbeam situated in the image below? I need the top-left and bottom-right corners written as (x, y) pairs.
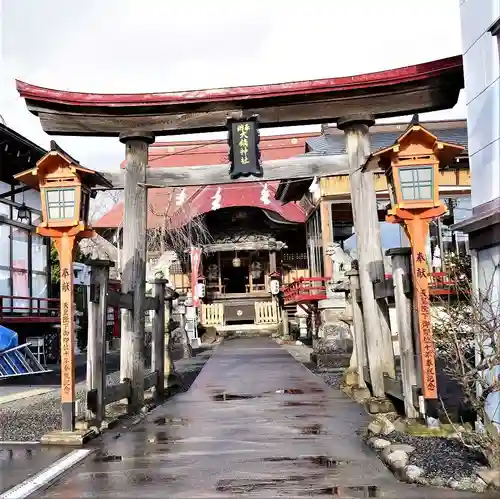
top-left (16, 56), bottom-right (463, 137)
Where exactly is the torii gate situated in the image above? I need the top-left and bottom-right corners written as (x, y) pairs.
top-left (16, 55), bottom-right (463, 406)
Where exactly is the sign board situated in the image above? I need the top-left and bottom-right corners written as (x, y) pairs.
top-left (228, 117), bottom-right (262, 179)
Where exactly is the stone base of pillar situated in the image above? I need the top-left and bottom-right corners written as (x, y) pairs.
top-left (366, 397), bottom-right (397, 414)
top-left (343, 368), bottom-right (359, 387)
top-left (314, 294), bottom-right (352, 357)
top-left (350, 386), bottom-right (372, 403)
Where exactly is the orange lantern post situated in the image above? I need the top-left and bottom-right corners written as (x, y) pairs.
top-left (15, 141), bottom-right (112, 432)
top-left (369, 123), bottom-right (463, 405)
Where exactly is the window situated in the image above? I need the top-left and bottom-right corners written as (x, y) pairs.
top-left (0, 269), bottom-right (11, 309)
top-left (12, 228), bottom-right (29, 270)
top-left (46, 188), bottom-right (76, 220)
top-left (0, 201), bottom-right (9, 217)
top-left (32, 273), bottom-right (48, 300)
top-left (399, 166), bottom-right (433, 201)
top-left (32, 235), bottom-right (48, 273)
top-left (0, 224), bottom-right (10, 267)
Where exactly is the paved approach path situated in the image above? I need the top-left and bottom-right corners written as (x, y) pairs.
top-left (40, 338), bottom-right (480, 498)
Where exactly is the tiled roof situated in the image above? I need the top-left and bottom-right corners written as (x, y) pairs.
top-left (306, 120), bottom-right (468, 155)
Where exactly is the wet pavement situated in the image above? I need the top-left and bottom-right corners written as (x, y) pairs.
top-left (0, 444), bottom-right (68, 493)
top-left (37, 338), bottom-right (485, 498)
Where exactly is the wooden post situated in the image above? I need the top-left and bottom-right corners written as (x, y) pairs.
top-left (387, 248), bottom-right (418, 418)
top-left (346, 267), bottom-right (367, 388)
top-left (269, 251), bottom-right (277, 273)
top-left (282, 309), bottom-right (290, 338)
top-left (217, 252), bottom-right (222, 292)
top-left (86, 259), bottom-right (112, 424)
top-left (164, 296), bottom-right (175, 382)
top-left (404, 217), bottom-right (438, 401)
top-left (320, 200), bottom-right (333, 279)
top-left (151, 279), bottom-right (166, 399)
top-left (338, 115), bottom-right (395, 397)
top-left (56, 234), bottom-right (77, 431)
top-left (119, 131), bottom-right (154, 411)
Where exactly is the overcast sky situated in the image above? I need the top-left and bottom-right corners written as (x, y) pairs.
top-left (1, 0), bottom-right (465, 171)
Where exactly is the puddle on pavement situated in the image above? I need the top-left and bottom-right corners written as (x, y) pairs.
top-left (212, 393), bottom-right (259, 401)
top-left (153, 416), bottom-right (188, 426)
top-left (293, 413), bottom-right (323, 418)
top-left (283, 401), bottom-right (319, 407)
top-left (299, 423), bottom-right (323, 435)
top-left (275, 388), bottom-right (304, 394)
top-left (216, 478), bottom-right (375, 495)
top-left (216, 477), bottom-right (298, 493)
top-left (309, 456), bottom-right (351, 468)
top-left (148, 431), bottom-right (171, 444)
top-left (272, 387), bottom-right (325, 395)
top-left (315, 485), bottom-right (379, 497)
top-left (263, 456), bottom-right (351, 468)
top-left (93, 454), bottom-right (123, 463)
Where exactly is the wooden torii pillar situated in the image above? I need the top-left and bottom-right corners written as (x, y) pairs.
top-left (337, 115), bottom-right (395, 398)
top-left (119, 131), bottom-right (155, 411)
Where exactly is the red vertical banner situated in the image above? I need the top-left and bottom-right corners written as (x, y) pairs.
top-left (190, 247), bottom-right (202, 307)
top-left (58, 235), bottom-right (76, 405)
top-left (407, 218), bottom-right (438, 400)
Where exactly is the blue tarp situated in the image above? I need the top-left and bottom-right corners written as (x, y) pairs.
top-left (0, 325), bottom-right (18, 352)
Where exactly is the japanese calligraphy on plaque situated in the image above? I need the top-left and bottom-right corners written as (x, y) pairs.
top-left (60, 263), bottom-right (74, 401)
top-left (228, 117), bottom-right (262, 179)
top-left (413, 250), bottom-right (437, 399)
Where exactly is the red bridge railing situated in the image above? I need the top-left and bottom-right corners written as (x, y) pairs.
top-left (283, 277), bottom-right (328, 305)
top-left (0, 296), bottom-right (60, 323)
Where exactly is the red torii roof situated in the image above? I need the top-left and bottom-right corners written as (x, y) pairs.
top-left (94, 133), bottom-right (312, 229)
top-left (16, 57), bottom-right (461, 108)
top-left (15, 56), bottom-right (463, 136)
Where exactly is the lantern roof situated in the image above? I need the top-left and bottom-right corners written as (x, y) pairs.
top-left (14, 140), bottom-right (113, 191)
top-left (365, 121), bottom-right (464, 171)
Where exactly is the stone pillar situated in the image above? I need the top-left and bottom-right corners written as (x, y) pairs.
top-left (269, 251), bottom-right (277, 273)
top-left (337, 115), bottom-right (395, 397)
top-left (119, 131), bottom-right (155, 411)
top-left (314, 293), bottom-right (352, 368)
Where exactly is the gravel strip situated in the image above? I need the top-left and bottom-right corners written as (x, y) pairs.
top-left (388, 431), bottom-right (487, 483)
top-left (0, 347), bottom-right (214, 442)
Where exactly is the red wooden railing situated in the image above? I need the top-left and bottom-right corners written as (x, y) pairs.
top-left (0, 295), bottom-right (60, 323)
top-left (283, 277), bottom-right (328, 305)
top-left (384, 271), bottom-right (459, 296)
top-left (283, 271), bottom-right (461, 306)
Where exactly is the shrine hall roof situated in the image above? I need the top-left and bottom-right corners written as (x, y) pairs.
top-left (306, 119), bottom-right (468, 156)
top-left (94, 132), bottom-right (314, 230)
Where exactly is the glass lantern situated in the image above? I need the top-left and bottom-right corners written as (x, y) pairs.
top-left (45, 186), bottom-right (78, 222)
top-left (397, 166), bottom-right (434, 202)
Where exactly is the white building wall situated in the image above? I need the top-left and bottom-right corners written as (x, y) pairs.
top-left (460, 0), bottom-right (500, 208)
top-left (460, 0), bottom-right (500, 426)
